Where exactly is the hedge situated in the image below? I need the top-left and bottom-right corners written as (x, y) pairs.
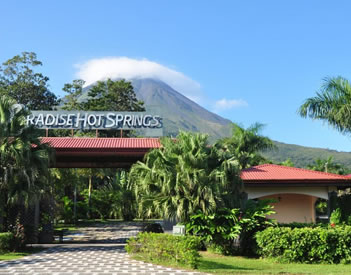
top-left (0, 232), bottom-right (15, 253)
top-left (126, 232), bottom-right (201, 268)
top-left (256, 226), bottom-right (351, 263)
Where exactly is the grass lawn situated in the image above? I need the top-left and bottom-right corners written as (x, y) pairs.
top-left (133, 251), bottom-right (351, 275)
top-left (0, 247), bottom-right (44, 261)
top-left (198, 252), bottom-right (351, 274)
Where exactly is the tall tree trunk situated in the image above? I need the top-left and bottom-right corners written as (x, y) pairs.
top-left (73, 183), bottom-right (77, 223)
top-left (88, 176), bottom-right (92, 219)
top-left (33, 199), bottom-right (40, 243)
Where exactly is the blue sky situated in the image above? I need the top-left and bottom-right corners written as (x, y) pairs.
top-left (1, 0), bottom-right (351, 151)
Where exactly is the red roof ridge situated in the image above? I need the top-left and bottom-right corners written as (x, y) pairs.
top-left (242, 163), bottom-right (350, 179)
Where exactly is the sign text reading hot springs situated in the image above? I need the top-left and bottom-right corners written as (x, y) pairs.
top-left (27, 111), bottom-right (163, 130)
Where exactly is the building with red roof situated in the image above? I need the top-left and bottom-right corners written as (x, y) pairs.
top-left (41, 137), bottom-right (161, 168)
top-left (42, 138), bottom-right (351, 223)
top-left (241, 164), bottom-right (351, 223)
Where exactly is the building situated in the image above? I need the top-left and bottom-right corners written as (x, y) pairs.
top-left (241, 164), bottom-right (351, 223)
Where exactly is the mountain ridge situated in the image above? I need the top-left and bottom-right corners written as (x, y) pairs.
top-left (78, 77), bottom-right (351, 168)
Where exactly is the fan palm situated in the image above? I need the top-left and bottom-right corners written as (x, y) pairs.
top-left (130, 131), bottom-right (242, 222)
top-left (299, 76), bottom-right (351, 134)
top-left (216, 123), bottom-right (275, 169)
top-left (0, 95), bottom-right (51, 229)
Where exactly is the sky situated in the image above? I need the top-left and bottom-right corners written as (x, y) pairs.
top-left (1, 0), bottom-right (351, 151)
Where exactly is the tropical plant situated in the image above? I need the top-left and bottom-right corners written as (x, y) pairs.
top-left (306, 156), bottom-right (347, 174)
top-left (216, 122), bottom-right (275, 169)
top-left (299, 76), bottom-right (351, 134)
top-left (186, 199), bottom-right (275, 256)
top-left (130, 131), bottom-right (242, 222)
top-left (0, 52), bottom-right (59, 110)
top-left (186, 208), bottom-right (242, 255)
top-left (0, 95), bottom-right (51, 232)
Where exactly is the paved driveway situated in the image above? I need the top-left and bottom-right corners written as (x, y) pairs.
top-left (0, 244), bottom-right (202, 275)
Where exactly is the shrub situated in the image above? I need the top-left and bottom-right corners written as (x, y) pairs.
top-left (186, 200), bottom-right (275, 256)
top-left (0, 232), bottom-right (15, 252)
top-left (126, 232), bottom-right (201, 268)
top-left (256, 226), bottom-right (351, 263)
top-left (239, 199), bottom-right (276, 256)
top-left (186, 208), bottom-right (241, 255)
top-left (330, 208), bottom-right (342, 225)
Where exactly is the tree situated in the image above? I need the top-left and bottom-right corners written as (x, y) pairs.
top-left (299, 76), bottom-right (351, 134)
top-left (280, 158), bottom-right (294, 167)
top-left (0, 52), bottom-right (59, 110)
top-left (130, 131), bottom-right (242, 222)
top-left (216, 123), bottom-right (275, 169)
top-left (0, 95), bottom-right (51, 231)
top-left (61, 78), bottom-right (145, 137)
top-left (306, 156), bottom-right (347, 175)
top-left (81, 79), bottom-right (145, 112)
top-left (62, 79), bottom-right (85, 111)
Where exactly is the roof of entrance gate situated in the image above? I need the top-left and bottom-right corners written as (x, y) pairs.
top-left (41, 137), bottom-right (161, 168)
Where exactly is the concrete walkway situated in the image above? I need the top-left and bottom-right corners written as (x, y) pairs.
top-left (0, 244), bottom-right (203, 275)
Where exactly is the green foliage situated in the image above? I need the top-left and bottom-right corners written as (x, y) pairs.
top-left (60, 196), bottom-right (74, 223)
top-left (0, 232), bottom-right (15, 252)
top-left (263, 141), bottom-right (351, 169)
top-left (278, 222), bottom-right (327, 229)
top-left (315, 199), bottom-right (328, 216)
top-left (186, 200), bottom-right (275, 256)
top-left (299, 76), bottom-right (351, 135)
top-left (186, 208), bottom-right (241, 255)
top-left (239, 199), bottom-right (276, 256)
top-left (83, 79), bottom-right (145, 112)
top-left (280, 158), bottom-right (294, 167)
top-left (330, 208), bottom-right (342, 225)
top-left (0, 95), bottom-right (51, 233)
top-left (216, 122), bottom-right (275, 169)
top-left (307, 156), bottom-right (347, 174)
top-left (130, 131), bottom-right (242, 222)
top-left (126, 232), bottom-right (201, 268)
top-left (256, 226), bottom-right (351, 263)
top-left (62, 79), bottom-right (85, 111)
top-left (0, 52), bottom-right (58, 110)
top-left (337, 190), bottom-right (351, 224)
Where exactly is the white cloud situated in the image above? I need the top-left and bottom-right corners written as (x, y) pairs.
top-left (75, 57), bottom-right (203, 103)
top-left (213, 98), bottom-right (248, 112)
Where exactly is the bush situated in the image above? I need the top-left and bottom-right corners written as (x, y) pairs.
top-left (0, 232), bottom-right (15, 252)
top-left (256, 226), bottom-right (351, 263)
top-left (277, 222), bottom-right (327, 229)
top-left (126, 232), bottom-right (201, 268)
top-left (186, 208), bottom-right (241, 255)
top-left (186, 200), bottom-right (275, 256)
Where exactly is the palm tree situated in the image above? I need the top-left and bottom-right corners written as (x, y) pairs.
top-left (299, 76), bottom-right (351, 134)
top-left (216, 123), bottom-right (275, 169)
top-left (130, 131), bottom-right (242, 222)
top-left (307, 156), bottom-right (347, 175)
top-left (0, 95), bottom-right (51, 231)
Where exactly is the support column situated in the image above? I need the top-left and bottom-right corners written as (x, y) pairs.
top-left (33, 199), bottom-right (40, 243)
top-left (327, 191), bottom-right (338, 220)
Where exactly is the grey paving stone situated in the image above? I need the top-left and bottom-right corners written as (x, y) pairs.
top-left (0, 244), bottom-right (203, 274)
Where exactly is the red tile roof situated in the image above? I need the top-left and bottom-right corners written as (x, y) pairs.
top-left (241, 164), bottom-right (350, 182)
top-left (40, 137), bottom-right (161, 149)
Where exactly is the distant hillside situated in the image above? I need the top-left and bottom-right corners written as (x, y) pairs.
top-left (77, 77), bottom-right (351, 169)
top-left (263, 141), bottom-right (351, 169)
